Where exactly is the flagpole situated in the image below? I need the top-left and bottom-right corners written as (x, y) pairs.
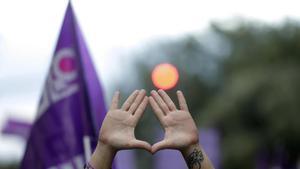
top-left (83, 136), bottom-right (92, 161)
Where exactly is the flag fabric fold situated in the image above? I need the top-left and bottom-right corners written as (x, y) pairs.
top-left (21, 2), bottom-right (111, 169)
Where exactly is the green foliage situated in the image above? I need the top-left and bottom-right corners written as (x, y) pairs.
top-left (208, 20), bottom-right (300, 168)
top-left (125, 19), bottom-right (300, 168)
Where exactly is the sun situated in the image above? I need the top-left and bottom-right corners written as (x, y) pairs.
top-left (151, 63), bottom-right (179, 90)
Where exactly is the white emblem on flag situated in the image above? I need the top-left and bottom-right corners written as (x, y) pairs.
top-left (38, 48), bottom-right (79, 115)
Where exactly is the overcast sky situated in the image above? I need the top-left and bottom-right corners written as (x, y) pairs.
top-left (0, 0), bottom-right (300, 163)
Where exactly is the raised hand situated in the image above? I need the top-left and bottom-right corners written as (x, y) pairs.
top-left (89, 89), bottom-right (214, 169)
top-left (149, 89), bottom-right (199, 153)
top-left (98, 90), bottom-right (151, 152)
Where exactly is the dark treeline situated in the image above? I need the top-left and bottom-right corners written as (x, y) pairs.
top-left (117, 19), bottom-right (300, 169)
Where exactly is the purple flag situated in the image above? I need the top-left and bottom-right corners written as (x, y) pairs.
top-left (1, 118), bottom-right (32, 140)
top-left (21, 2), bottom-right (111, 169)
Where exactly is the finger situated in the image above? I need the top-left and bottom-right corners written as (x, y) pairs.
top-left (130, 139), bottom-right (152, 152)
top-left (149, 96), bottom-right (166, 126)
top-left (109, 91), bottom-right (120, 110)
top-left (128, 89), bottom-right (146, 114)
top-left (151, 90), bottom-right (170, 114)
top-left (151, 139), bottom-right (172, 153)
top-left (132, 97), bottom-right (148, 123)
top-left (158, 89), bottom-right (177, 111)
top-left (121, 90), bottom-right (139, 111)
top-left (177, 90), bottom-right (189, 111)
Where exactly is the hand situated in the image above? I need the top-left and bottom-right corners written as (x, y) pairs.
top-left (149, 89), bottom-right (199, 153)
top-left (98, 90), bottom-right (151, 152)
top-left (91, 89), bottom-right (214, 169)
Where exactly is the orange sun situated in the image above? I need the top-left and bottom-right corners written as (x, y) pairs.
top-left (151, 63), bottom-right (179, 90)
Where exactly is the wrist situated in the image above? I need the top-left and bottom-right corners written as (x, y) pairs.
top-left (95, 141), bottom-right (116, 157)
top-left (180, 143), bottom-right (201, 158)
top-left (181, 144), bottom-right (212, 169)
top-left (89, 141), bottom-right (116, 169)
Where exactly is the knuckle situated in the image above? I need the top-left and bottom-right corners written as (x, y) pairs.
top-left (123, 103), bottom-right (130, 108)
top-left (162, 104), bottom-right (169, 111)
top-left (156, 108), bottom-right (163, 114)
top-left (130, 103), bottom-right (137, 109)
top-left (167, 102), bottom-right (173, 106)
top-left (136, 107), bottom-right (142, 113)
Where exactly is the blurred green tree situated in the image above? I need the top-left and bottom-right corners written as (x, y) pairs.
top-left (123, 19), bottom-right (300, 169)
top-left (206, 20), bottom-right (300, 169)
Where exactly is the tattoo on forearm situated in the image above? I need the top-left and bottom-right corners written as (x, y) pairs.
top-left (186, 149), bottom-right (204, 169)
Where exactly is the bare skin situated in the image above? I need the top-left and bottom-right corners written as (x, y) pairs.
top-left (89, 90), bottom-right (151, 169)
top-left (88, 90), bottom-right (214, 169)
top-left (149, 90), bottom-right (214, 169)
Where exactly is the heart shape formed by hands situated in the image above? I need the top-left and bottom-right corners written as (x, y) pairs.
top-left (98, 89), bottom-right (199, 154)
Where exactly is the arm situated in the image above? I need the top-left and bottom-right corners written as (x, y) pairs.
top-left (181, 144), bottom-right (214, 169)
top-left (88, 90), bottom-right (151, 169)
top-left (88, 142), bottom-right (115, 169)
top-left (149, 89), bottom-right (214, 169)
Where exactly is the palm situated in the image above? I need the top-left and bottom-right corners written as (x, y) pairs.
top-left (100, 110), bottom-right (135, 147)
top-left (99, 90), bottom-right (151, 151)
top-left (149, 90), bottom-right (199, 153)
top-left (163, 110), bottom-right (198, 148)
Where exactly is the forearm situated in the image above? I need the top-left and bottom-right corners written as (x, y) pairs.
top-left (181, 144), bottom-right (214, 169)
top-left (88, 142), bottom-right (116, 169)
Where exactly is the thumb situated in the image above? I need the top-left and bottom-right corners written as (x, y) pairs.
top-left (151, 139), bottom-right (172, 154)
top-left (130, 139), bottom-right (152, 152)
